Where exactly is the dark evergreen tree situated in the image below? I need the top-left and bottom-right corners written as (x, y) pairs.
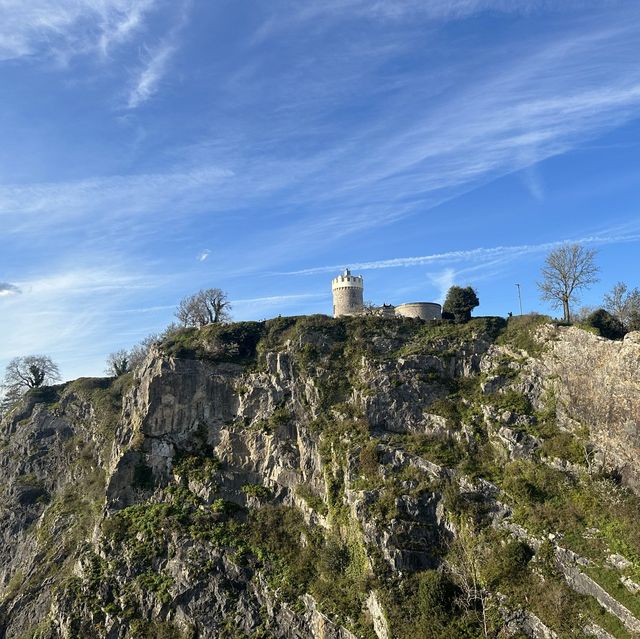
top-left (442, 286), bottom-right (479, 323)
top-left (584, 309), bottom-right (626, 340)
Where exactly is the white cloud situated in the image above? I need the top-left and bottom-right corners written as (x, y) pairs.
top-left (0, 166), bottom-right (234, 228)
top-left (16, 269), bottom-right (154, 295)
top-left (125, 0), bottom-right (190, 108)
top-left (127, 41), bottom-right (177, 108)
top-left (520, 164), bottom-right (545, 201)
top-left (213, 9), bottom-right (640, 260)
top-left (0, 0), bottom-right (157, 62)
top-left (197, 249), bottom-right (211, 262)
top-left (0, 282), bottom-right (21, 296)
top-left (295, 0), bottom-right (560, 21)
top-left (254, 0), bottom-right (600, 43)
top-left (5, 10), bottom-right (640, 266)
top-left (0, 264), bottom-right (164, 380)
top-left (427, 268), bottom-right (456, 304)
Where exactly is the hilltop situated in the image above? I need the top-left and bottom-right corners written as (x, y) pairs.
top-left (0, 314), bottom-right (639, 639)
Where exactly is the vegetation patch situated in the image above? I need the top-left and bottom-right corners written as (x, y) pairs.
top-left (295, 483), bottom-right (328, 516)
top-left (398, 316), bottom-right (506, 358)
top-left (173, 451), bottom-right (222, 482)
top-left (495, 314), bottom-right (551, 356)
top-left (66, 373), bottom-right (134, 445)
top-left (540, 431), bottom-right (586, 465)
top-left (161, 321), bottom-right (265, 364)
top-left (486, 389), bottom-right (533, 416)
top-left (241, 483), bottom-right (272, 503)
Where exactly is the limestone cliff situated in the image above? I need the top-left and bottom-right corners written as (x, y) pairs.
top-left (0, 315), bottom-right (639, 639)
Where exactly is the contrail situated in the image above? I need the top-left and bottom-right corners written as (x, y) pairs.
top-left (283, 233), bottom-right (640, 275)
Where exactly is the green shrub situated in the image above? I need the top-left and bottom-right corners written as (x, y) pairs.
top-left (295, 483), bottom-right (328, 516)
top-left (582, 309), bottom-right (626, 340)
top-left (487, 390), bottom-right (532, 416)
top-left (382, 570), bottom-right (483, 638)
top-left (161, 321), bottom-right (265, 363)
top-left (26, 385), bottom-right (61, 405)
top-left (540, 432), bottom-right (584, 464)
top-left (128, 620), bottom-right (191, 639)
top-left (241, 483), bottom-right (272, 503)
top-left (268, 406), bottom-right (291, 430)
top-left (402, 433), bottom-right (465, 467)
top-left (173, 452), bottom-right (221, 482)
top-left (247, 506), bottom-right (318, 601)
top-left (482, 539), bottom-right (533, 588)
top-left (135, 571), bottom-right (173, 604)
top-left (428, 398), bottom-right (461, 425)
top-left (358, 441), bottom-right (380, 482)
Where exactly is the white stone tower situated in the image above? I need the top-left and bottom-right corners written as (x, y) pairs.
top-left (331, 268), bottom-right (364, 317)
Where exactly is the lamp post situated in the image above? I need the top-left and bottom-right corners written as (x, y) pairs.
top-left (515, 283), bottom-right (523, 316)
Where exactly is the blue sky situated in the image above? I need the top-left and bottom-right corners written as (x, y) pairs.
top-left (1, 0), bottom-right (640, 380)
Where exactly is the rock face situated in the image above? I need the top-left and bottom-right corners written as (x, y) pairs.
top-left (540, 328), bottom-right (640, 490)
top-left (0, 316), bottom-right (639, 639)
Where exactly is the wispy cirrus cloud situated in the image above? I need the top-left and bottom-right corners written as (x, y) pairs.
top-left (253, 0), bottom-right (608, 44)
top-left (0, 0), bottom-right (158, 62)
top-left (0, 263), bottom-right (166, 380)
top-left (127, 40), bottom-right (178, 109)
top-left (125, 0), bottom-right (190, 109)
top-left (312, 26), bottom-right (640, 213)
top-left (277, 0), bottom-right (585, 21)
top-left (0, 166), bottom-right (233, 225)
top-left (427, 268), bottom-right (456, 304)
top-left (17, 269), bottom-right (155, 295)
top-left (189, 7), bottom-right (640, 259)
top-left (4, 6), bottom-right (640, 275)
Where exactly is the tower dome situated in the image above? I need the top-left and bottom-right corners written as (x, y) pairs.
top-left (331, 269), bottom-right (364, 317)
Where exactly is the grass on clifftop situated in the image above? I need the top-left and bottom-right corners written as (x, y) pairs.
top-left (495, 313), bottom-right (552, 356)
top-left (157, 314), bottom-right (516, 370)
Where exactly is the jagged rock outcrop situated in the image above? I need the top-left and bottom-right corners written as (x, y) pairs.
top-left (0, 315), bottom-right (639, 639)
top-left (540, 328), bottom-right (640, 490)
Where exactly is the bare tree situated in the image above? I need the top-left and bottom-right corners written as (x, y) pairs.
top-left (573, 305), bottom-right (597, 323)
top-left (105, 324), bottom-right (183, 376)
top-left (2, 356), bottom-right (61, 409)
top-left (105, 349), bottom-right (131, 377)
top-left (361, 300), bottom-right (379, 315)
top-left (0, 388), bottom-right (18, 419)
top-left (128, 323), bottom-right (183, 368)
top-left (538, 244), bottom-right (599, 322)
top-left (603, 282), bottom-right (640, 331)
top-left (447, 524), bottom-right (493, 637)
top-left (176, 288), bottom-right (231, 327)
top-left (127, 334), bottom-right (160, 370)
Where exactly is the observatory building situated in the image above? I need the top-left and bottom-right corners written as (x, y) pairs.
top-left (331, 269), bottom-right (441, 320)
top-left (395, 302), bottom-right (442, 320)
top-left (331, 269), bottom-right (364, 317)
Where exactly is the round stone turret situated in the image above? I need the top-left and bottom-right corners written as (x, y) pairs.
top-left (331, 269), bottom-right (364, 317)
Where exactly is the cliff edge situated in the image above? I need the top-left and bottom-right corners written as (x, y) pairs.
top-left (1, 315), bottom-right (639, 639)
